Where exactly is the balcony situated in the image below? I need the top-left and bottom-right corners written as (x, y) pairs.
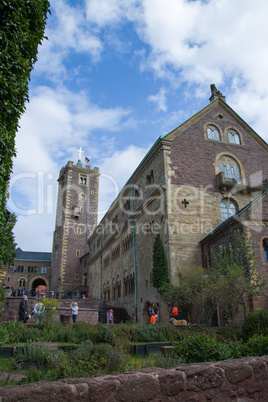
top-left (216, 172), bottom-right (238, 190)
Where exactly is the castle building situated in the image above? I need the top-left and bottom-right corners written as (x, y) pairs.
top-left (50, 148), bottom-right (100, 295)
top-left (2, 247), bottom-right (52, 293)
top-left (78, 85), bottom-right (268, 322)
top-left (4, 86), bottom-right (267, 325)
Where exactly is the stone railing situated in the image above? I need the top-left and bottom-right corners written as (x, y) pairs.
top-left (0, 356), bottom-right (267, 401)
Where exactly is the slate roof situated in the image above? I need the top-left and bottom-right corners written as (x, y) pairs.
top-left (15, 247), bottom-right (52, 262)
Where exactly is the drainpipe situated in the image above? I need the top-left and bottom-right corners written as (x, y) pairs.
top-left (131, 185), bottom-right (137, 322)
top-left (100, 227), bottom-right (103, 300)
top-left (85, 172), bottom-right (90, 254)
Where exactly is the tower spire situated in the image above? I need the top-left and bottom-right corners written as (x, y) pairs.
top-left (76, 147), bottom-right (84, 164)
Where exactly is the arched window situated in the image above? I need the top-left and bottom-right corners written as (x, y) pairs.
top-left (80, 193), bottom-right (86, 202)
top-left (263, 239), bottom-right (268, 262)
top-left (228, 131), bottom-right (240, 144)
top-left (219, 162), bottom-right (241, 183)
top-left (220, 201), bottom-right (237, 220)
top-left (207, 127), bottom-right (220, 141)
top-left (19, 278), bottom-right (26, 288)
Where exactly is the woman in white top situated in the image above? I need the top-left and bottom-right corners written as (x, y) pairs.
top-left (70, 302), bottom-right (78, 323)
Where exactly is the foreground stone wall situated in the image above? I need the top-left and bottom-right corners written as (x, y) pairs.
top-left (1, 356), bottom-right (268, 401)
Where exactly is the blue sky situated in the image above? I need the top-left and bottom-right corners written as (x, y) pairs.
top-left (8, 0), bottom-right (268, 251)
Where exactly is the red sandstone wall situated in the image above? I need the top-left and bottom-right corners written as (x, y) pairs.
top-left (0, 356), bottom-right (268, 401)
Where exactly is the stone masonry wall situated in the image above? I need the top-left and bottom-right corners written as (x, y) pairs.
top-left (166, 102), bottom-right (268, 283)
top-left (1, 356), bottom-right (268, 401)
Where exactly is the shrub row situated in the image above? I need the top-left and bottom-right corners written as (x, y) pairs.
top-left (1, 309), bottom-right (268, 346)
top-left (173, 333), bottom-right (268, 363)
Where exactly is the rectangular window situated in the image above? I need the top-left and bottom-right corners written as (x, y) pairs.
top-left (14, 266), bottom-right (17, 272)
top-left (41, 267), bottom-right (47, 274)
top-left (76, 250), bottom-right (80, 257)
top-left (34, 267), bottom-right (37, 273)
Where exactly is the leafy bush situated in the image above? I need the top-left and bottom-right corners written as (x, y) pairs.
top-left (0, 322), bottom-right (24, 344)
top-left (240, 335), bottom-right (268, 357)
top-left (173, 334), bottom-right (233, 363)
top-left (95, 325), bottom-right (116, 345)
top-left (242, 310), bottom-right (268, 341)
top-left (157, 323), bottom-right (180, 342)
top-left (131, 325), bottom-right (165, 342)
top-left (21, 342), bottom-right (128, 384)
top-left (19, 344), bottom-right (51, 364)
top-left (214, 324), bottom-right (243, 342)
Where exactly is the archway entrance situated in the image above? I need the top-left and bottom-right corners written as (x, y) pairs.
top-left (31, 278), bottom-right (47, 298)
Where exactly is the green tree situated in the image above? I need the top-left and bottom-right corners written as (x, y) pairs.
top-left (161, 231), bottom-right (266, 326)
top-left (206, 231), bottom-right (266, 325)
top-left (152, 234), bottom-right (169, 290)
top-left (0, 0), bottom-right (50, 264)
top-left (161, 267), bottom-right (208, 322)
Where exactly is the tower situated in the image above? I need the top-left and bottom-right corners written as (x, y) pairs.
top-left (50, 151), bottom-right (100, 295)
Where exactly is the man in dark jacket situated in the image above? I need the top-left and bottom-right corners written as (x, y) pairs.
top-left (18, 295), bottom-right (28, 323)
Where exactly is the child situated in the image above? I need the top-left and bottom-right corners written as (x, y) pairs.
top-left (70, 302), bottom-right (78, 323)
top-left (150, 311), bottom-right (156, 324)
top-left (109, 309), bottom-right (113, 324)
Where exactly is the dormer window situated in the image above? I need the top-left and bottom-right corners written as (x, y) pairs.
top-left (207, 126), bottom-right (220, 141)
top-left (228, 131), bottom-right (240, 145)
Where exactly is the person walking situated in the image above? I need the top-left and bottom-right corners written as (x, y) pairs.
top-left (18, 295), bottom-right (28, 323)
top-left (70, 302), bottom-right (78, 323)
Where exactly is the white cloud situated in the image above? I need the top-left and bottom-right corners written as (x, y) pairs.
top-left (35, 0), bottom-right (103, 82)
top-left (133, 0), bottom-right (268, 139)
top-left (148, 87), bottom-right (167, 112)
top-left (10, 83), bottom-right (136, 251)
top-left (85, 0), bottom-right (139, 26)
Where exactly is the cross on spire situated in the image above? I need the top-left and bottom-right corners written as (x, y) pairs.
top-left (76, 147), bottom-right (84, 163)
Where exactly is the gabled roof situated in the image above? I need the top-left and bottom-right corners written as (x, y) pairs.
top-left (163, 98), bottom-right (268, 151)
top-left (15, 247), bottom-right (52, 262)
top-left (200, 189), bottom-right (268, 243)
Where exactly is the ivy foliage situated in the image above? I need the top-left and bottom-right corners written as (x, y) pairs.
top-left (0, 0), bottom-right (50, 264)
top-left (152, 234), bottom-right (169, 290)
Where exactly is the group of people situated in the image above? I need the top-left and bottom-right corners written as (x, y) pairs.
top-left (18, 296), bottom-right (45, 324)
top-left (146, 304), bottom-right (181, 324)
top-left (67, 290), bottom-right (88, 299)
top-left (18, 297), bottom-right (80, 324)
top-left (11, 287), bottom-right (37, 297)
top-left (147, 303), bottom-right (159, 324)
